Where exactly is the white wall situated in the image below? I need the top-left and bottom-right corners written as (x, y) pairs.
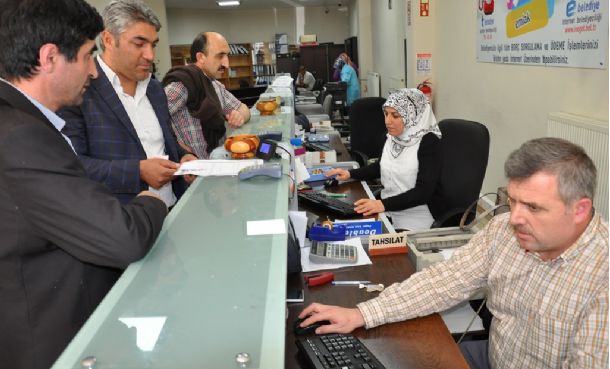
top-left (304, 6), bottom-right (351, 44)
top-left (371, 0), bottom-right (407, 96)
top-left (166, 6), bottom-right (349, 47)
top-left (433, 1), bottom-right (609, 194)
top-left (166, 7), bottom-right (296, 45)
top-left (405, 0), bottom-right (436, 93)
top-left (352, 0), bottom-right (372, 92)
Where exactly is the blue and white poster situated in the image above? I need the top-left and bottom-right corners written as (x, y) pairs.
top-left (476, 0), bottom-right (608, 68)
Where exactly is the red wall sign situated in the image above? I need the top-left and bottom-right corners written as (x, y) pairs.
top-left (420, 0), bottom-right (429, 16)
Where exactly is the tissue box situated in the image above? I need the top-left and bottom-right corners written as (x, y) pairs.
top-left (311, 120), bottom-right (333, 132)
top-left (305, 151), bottom-right (337, 167)
top-left (300, 34), bottom-right (317, 45)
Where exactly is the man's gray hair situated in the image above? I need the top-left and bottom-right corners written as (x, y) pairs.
top-left (100, 0), bottom-right (161, 50)
top-left (505, 137), bottom-right (597, 204)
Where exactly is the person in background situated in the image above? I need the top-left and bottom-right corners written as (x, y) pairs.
top-left (325, 88), bottom-right (441, 230)
top-left (59, 0), bottom-right (196, 207)
top-left (164, 31), bottom-right (251, 159)
top-left (332, 53), bottom-right (361, 107)
top-left (303, 137), bottom-right (608, 369)
top-left (296, 65), bottom-right (316, 91)
top-left (332, 52), bottom-right (359, 81)
top-left (0, 1), bottom-right (168, 368)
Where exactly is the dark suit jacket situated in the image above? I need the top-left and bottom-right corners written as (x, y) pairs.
top-left (59, 59), bottom-right (187, 204)
top-left (0, 80), bottom-right (167, 369)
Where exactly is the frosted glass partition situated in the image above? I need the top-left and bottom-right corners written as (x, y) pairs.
top-left (229, 84), bottom-right (295, 140)
top-left (52, 85), bottom-right (296, 369)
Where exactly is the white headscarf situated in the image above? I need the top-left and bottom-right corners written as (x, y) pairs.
top-left (383, 88), bottom-right (441, 158)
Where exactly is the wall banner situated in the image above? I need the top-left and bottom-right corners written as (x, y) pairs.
top-left (476, 0), bottom-right (608, 69)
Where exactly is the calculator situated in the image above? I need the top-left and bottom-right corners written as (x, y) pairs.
top-left (309, 242), bottom-right (358, 264)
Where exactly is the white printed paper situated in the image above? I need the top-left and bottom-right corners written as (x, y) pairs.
top-left (246, 219), bottom-right (286, 236)
top-left (175, 159), bottom-right (263, 176)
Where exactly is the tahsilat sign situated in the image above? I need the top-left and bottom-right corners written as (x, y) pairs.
top-left (476, 0), bottom-right (608, 69)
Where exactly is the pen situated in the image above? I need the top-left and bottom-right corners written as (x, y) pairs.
top-left (332, 280), bottom-right (371, 285)
top-left (324, 192), bottom-right (347, 198)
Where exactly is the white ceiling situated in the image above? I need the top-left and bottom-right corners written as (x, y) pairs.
top-left (165, 0), bottom-right (349, 10)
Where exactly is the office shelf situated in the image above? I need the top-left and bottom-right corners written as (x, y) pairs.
top-left (169, 43), bottom-right (256, 90)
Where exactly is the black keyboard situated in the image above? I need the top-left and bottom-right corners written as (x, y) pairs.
top-left (296, 333), bottom-right (387, 369)
top-left (298, 191), bottom-right (358, 218)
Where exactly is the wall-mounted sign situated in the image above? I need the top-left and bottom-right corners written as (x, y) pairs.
top-left (416, 53), bottom-right (432, 75)
top-left (476, 0), bottom-right (608, 68)
top-left (420, 0), bottom-right (429, 16)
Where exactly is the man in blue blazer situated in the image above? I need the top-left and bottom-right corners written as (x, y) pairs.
top-left (60, 0), bottom-right (195, 206)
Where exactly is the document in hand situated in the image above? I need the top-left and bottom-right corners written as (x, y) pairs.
top-left (174, 159), bottom-right (263, 177)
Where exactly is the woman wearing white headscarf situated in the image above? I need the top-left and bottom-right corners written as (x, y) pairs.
top-left (325, 88), bottom-right (442, 230)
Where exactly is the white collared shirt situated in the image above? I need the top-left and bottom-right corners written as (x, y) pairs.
top-left (97, 56), bottom-right (176, 207)
top-left (1, 78), bottom-right (75, 153)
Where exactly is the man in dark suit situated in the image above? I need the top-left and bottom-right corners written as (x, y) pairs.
top-left (0, 1), bottom-right (168, 368)
top-left (60, 0), bottom-right (196, 206)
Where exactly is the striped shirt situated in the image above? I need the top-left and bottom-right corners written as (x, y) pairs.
top-left (165, 79), bottom-right (241, 159)
top-left (358, 212), bottom-right (608, 368)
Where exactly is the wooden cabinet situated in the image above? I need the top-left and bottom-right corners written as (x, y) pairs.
top-left (169, 43), bottom-right (255, 89)
top-left (170, 44), bottom-right (192, 67)
top-left (299, 44), bottom-right (345, 84)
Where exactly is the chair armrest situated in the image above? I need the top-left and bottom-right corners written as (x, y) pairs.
top-left (348, 150), bottom-right (369, 168)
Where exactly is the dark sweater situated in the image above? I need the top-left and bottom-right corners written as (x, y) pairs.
top-left (349, 132), bottom-right (441, 212)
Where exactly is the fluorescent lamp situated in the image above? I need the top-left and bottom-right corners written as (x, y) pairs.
top-left (217, 0), bottom-right (240, 6)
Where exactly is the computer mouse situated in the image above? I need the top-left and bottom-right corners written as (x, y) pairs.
top-left (323, 178), bottom-right (339, 188)
top-left (293, 317), bottom-right (332, 336)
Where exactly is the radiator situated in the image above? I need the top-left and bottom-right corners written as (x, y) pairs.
top-left (367, 72), bottom-right (380, 97)
top-left (547, 112), bottom-right (608, 220)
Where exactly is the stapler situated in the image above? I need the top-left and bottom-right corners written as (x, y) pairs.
top-left (308, 223), bottom-right (346, 242)
top-left (304, 272), bottom-right (334, 287)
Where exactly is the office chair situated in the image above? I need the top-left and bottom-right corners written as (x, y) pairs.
top-left (426, 119), bottom-right (491, 340)
top-left (427, 119), bottom-right (490, 228)
top-left (347, 97), bottom-right (387, 168)
top-left (312, 78), bottom-right (324, 102)
top-left (321, 94), bottom-right (333, 117)
top-left (324, 82), bottom-right (348, 122)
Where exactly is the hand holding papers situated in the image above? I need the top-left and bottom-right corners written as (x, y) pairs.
top-left (174, 159), bottom-right (263, 177)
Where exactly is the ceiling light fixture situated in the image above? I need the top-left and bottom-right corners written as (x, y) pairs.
top-left (217, 0), bottom-right (240, 6)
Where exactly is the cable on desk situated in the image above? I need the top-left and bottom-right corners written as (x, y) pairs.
top-left (456, 296), bottom-right (488, 344)
top-left (269, 140), bottom-right (296, 201)
top-left (274, 142), bottom-right (293, 160)
top-left (283, 173), bottom-right (296, 200)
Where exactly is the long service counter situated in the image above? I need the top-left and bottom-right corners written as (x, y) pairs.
top-left (53, 85), bottom-right (295, 369)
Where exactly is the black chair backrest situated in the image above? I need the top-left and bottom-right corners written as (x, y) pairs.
top-left (348, 97), bottom-right (387, 163)
top-left (428, 119), bottom-right (490, 226)
top-left (312, 78), bottom-right (324, 91)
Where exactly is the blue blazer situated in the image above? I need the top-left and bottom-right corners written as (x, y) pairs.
top-left (60, 60), bottom-right (186, 204)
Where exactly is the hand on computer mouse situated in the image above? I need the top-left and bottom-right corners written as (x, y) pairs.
top-left (323, 178), bottom-right (339, 188)
top-left (293, 317), bottom-right (331, 336)
top-left (324, 168), bottom-right (350, 181)
top-left (298, 303), bottom-right (365, 335)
